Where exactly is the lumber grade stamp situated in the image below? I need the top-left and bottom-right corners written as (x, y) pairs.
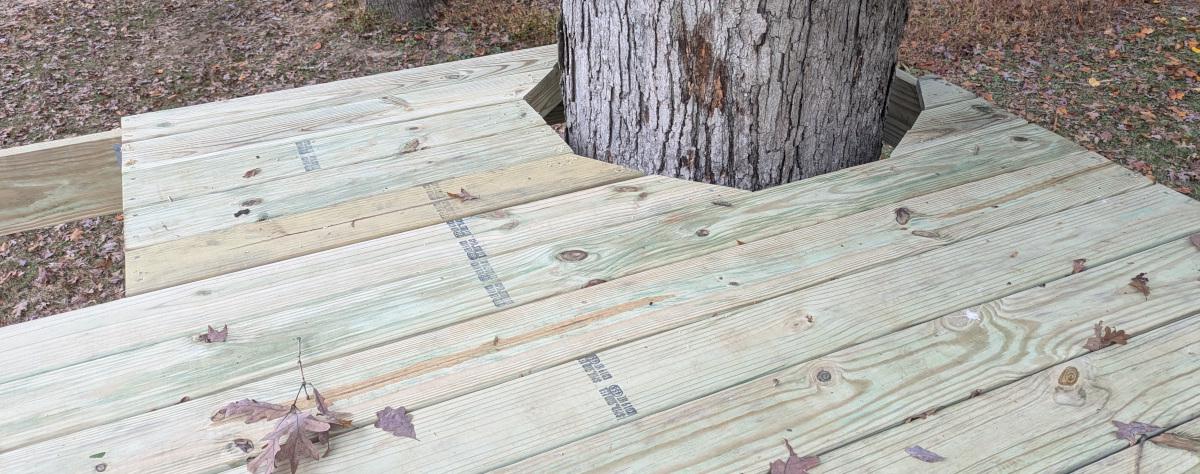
top-left (424, 181), bottom-right (514, 308)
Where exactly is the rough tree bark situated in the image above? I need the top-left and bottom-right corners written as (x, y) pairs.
top-left (360, 0), bottom-right (438, 23)
top-left (559, 1), bottom-right (910, 190)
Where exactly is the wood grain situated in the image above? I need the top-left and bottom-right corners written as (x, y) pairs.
top-left (0, 154), bottom-right (1164, 471)
top-left (120, 45), bottom-right (558, 143)
top-left (918, 74), bottom-right (978, 109)
top-left (816, 313), bottom-right (1200, 473)
top-left (125, 153), bottom-right (640, 293)
top-left (121, 101), bottom-right (546, 208)
top-left (883, 69), bottom-right (920, 147)
top-left (0, 129), bottom-right (121, 236)
top-left (1077, 417), bottom-right (1200, 474)
top-left (892, 98), bottom-right (1026, 158)
top-left (254, 186), bottom-right (1200, 473)
top-left (120, 71), bottom-right (550, 167)
top-left (508, 237), bottom-right (1200, 473)
top-left (123, 125), bottom-right (568, 249)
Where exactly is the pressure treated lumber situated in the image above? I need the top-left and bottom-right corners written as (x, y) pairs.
top-left (1077, 417), bottom-right (1200, 474)
top-left (123, 124), bottom-right (569, 249)
top-left (0, 121), bottom-right (1103, 446)
top-left (815, 313), bottom-right (1200, 473)
top-left (0, 129), bottom-right (121, 236)
top-left (507, 237), bottom-right (1200, 473)
top-left (883, 69), bottom-right (921, 147)
top-left (121, 101), bottom-right (547, 207)
top-left (125, 153), bottom-right (639, 293)
top-left (0, 154), bottom-right (1162, 471)
top-left (125, 117), bottom-right (1072, 293)
top-left (892, 98), bottom-right (1026, 157)
top-left (120, 71), bottom-right (551, 167)
top-left (254, 186), bottom-right (1200, 473)
top-left (0, 176), bottom-right (739, 386)
top-left (120, 45), bottom-right (558, 143)
top-left (919, 74), bottom-right (978, 109)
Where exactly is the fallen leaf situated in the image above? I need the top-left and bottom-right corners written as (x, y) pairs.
top-left (894, 207), bottom-right (912, 225)
top-left (211, 399), bottom-right (290, 423)
top-left (768, 439), bottom-right (820, 474)
top-left (905, 445), bottom-right (945, 462)
top-left (401, 139), bottom-right (421, 153)
top-left (1151, 433), bottom-right (1200, 452)
top-left (1072, 258), bottom-right (1087, 274)
top-left (1190, 233), bottom-right (1200, 250)
top-left (904, 407), bottom-right (938, 423)
top-left (446, 188), bottom-right (478, 202)
top-left (69, 228), bottom-right (83, 241)
top-left (312, 387), bottom-right (352, 427)
top-left (311, 42), bottom-right (323, 51)
top-left (199, 325), bottom-right (228, 343)
top-left (249, 410), bottom-right (331, 474)
top-left (1084, 321), bottom-right (1129, 351)
top-left (375, 406), bottom-right (417, 439)
top-left (243, 168), bottom-right (262, 179)
top-left (1088, 77), bottom-right (1102, 87)
top-left (1112, 420), bottom-right (1162, 446)
top-left (1129, 273), bottom-right (1150, 297)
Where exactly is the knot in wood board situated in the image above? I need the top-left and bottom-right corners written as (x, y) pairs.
top-left (557, 250), bottom-right (589, 262)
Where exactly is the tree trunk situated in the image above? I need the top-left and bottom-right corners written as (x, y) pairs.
top-left (360, 0), bottom-right (438, 23)
top-left (559, 1), bottom-right (909, 190)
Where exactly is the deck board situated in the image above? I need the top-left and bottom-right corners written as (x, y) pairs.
top-left (1077, 417), bottom-right (1200, 473)
top-left (816, 313), bottom-right (1200, 473)
top-left (0, 150), bottom-right (1167, 471)
top-left (506, 236), bottom-right (1200, 472)
top-left (2, 45), bottom-right (1197, 474)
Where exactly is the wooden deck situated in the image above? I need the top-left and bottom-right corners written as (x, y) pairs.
top-left (2, 46), bottom-right (1199, 473)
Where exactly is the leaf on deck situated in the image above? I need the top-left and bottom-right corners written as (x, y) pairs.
top-left (199, 325), bottom-right (228, 343)
top-left (247, 411), bottom-right (332, 474)
top-left (212, 399), bottom-right (291, 423)
top-left (243, 168), bottom-right (262, 179)
top-left (904, 445), bottom-right (945, 463)
top-left (1112, 420), bottom-right (1162, 446)
top-left (375, 406), bottom-right (417, 439)
top-left (1083, 321), bottom-right (1129, 351)
top-left (1151, 433), bottom-right (1200, 452)
top-left (1129, 272), bottom-right (1150, 297)
top-left (1190, 233), bottom-right (1200, 250)
top-left (1072, 258), bottom-right (1087, 274)
top-left (446, 188), bottom-right (478, 202)
top-left (768, 439), bottom-right (820, 474)
top-left (312, 387), bottom-right (352, 427)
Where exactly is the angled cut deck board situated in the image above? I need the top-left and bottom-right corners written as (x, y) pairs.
top-left (125, 154), bottom-right (639, 293)
top-left (0, 175), bottom-right (739, 386)
top-left (121, 101), bottom-right (546, 207)
top-left (120, 71), bottom-right (551, 167)
top-left (120, 45), bottom-right (558, 143)
top-left (815, 313), bottom-right (1200, 473)
top-left (506, 237), bottom-right (1200, 473)
top-left (0, 129), bottom-right (121, 236)
top-left (1077, 417), bottom-right (1200, 473)
top-left (0, 155), bottom-right (1166, 471)
top-left (892, 98), bottom-right (1026, 157)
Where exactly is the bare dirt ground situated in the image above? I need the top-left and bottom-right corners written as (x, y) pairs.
top-left (1, 0), bottom-right (1196, 324)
